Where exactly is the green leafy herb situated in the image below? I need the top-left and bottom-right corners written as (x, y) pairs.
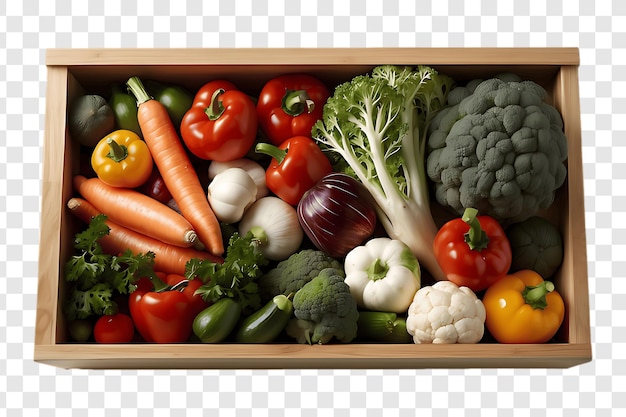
top-left (186, 230), bottom-right (269, 311)
top-left (65, 283), bottom-right (114, 319)
top-left (108, 249), bottom-right (156, 294)
top-left (63, 214), bottom-right (156, 320)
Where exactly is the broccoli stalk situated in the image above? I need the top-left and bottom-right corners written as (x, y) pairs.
top-left (312, 65), bottom-right (454, 281)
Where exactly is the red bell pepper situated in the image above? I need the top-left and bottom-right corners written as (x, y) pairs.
top-left (256, 74), bottom-right (330, 146)
top-left (433, 208), bottom-right (512, 293)
top-left (255, 136), bottom-right (333, 206)
top-left (128, 274), bottom-right (209, 343)
top-left (180, 80), bottom-right (258, 162)
top-left (164, 273), bottom-right (209, 317)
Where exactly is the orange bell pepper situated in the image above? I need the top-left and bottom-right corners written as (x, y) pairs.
top-left (91, 129), bottom-right (153, 188)
top-left (482, 269), bottom-right (565, 343)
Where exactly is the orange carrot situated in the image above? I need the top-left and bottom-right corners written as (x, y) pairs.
top-left (73, 175), bottom-right (197, 248)
top-left (67, 197), bottom-right (223, 276)
top-left (126, 76), bottom-right (224, 256)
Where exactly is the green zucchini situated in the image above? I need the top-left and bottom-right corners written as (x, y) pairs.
top-left (193, 298), bottom-right (242, 343)
top-left (356, 311), bottom-right (412, 343)
top-left (234, 294), bottom-right (294, 343)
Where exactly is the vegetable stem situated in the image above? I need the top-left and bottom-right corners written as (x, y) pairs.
top-left (273, 294), bottom-right (293, 312)
top-left (462, 207), bottom-right (489, 251)
top-left (255, 142), bottom-right (287, 164)
top-left (367, 258), bottom-right (389, 281)
top-left (126, 76), bottom-right (153, 106)
top-left (522, 281), bottom-right (555, 310)
top-left (205, 88), bottom-right (226, 120)
top-left (282, 89), bottom-right (314, 117)
top-left (150, 273), bottom-right (171, 292)
top-left (106, 138), bottom-right (128, 162)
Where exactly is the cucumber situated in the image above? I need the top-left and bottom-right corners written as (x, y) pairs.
top-left (193, 298), bottom-right (242, 343)
top-left (356, 311), bottom-right (413, 343)
top-left (234, 294), bottom-right (294, 343)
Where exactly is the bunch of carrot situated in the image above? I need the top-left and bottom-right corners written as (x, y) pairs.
top-left (67, 197), bottom-right (221, 275)
top-left (67, 76), bottom-right (225, 276)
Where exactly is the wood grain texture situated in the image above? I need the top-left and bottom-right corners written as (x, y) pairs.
top-left (35, 65), bottom-right (69, 348)
top-left (45, 47), bottom-right (580, 66)
top-left (554, 65), bottom-right (591, 345)
top-left (34, 343), bottom-right (591, 370)
top-left (35, 48), bottom-right (591, 369)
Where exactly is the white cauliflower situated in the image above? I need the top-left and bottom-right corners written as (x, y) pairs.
top-left (406, 281), bottom-right (486, 344)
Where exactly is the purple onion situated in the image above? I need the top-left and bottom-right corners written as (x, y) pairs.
top-left (297, 172), bottom-right (378, 258)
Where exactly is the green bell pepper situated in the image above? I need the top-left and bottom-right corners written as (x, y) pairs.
top-left (108, 84), bottom-right (143, 138)
top-left (144, 80), bottom-right (194, 131)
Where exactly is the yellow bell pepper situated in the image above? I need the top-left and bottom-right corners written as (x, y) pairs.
top-left (482, 269), bottom-right (565, 343)
top-left (91, 129), bottom-right (153, 188)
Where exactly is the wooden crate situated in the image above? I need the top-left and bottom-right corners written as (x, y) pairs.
top-left (34, 48), bottom-right (591, 369)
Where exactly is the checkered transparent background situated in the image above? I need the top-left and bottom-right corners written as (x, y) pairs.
top-left (1, 0), bottom-right (624, 415)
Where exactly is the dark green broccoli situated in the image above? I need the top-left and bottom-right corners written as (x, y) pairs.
top-left (426, 73), bottom-right (568, 223)
top-left (257, 249), bottom-right (344, 302)
top-left (285, 268), bottom-right (359, 345)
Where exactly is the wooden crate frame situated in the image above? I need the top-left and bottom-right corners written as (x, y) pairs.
top-left (34, 48), bottom-right (591, 369)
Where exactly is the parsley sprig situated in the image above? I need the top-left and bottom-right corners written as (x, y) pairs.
top-left (185, 229), bottom-right (269, 311)
top-left (64, 214), bottom-right (156, 320)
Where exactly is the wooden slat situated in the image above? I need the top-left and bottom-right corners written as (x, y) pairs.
top-left (34, 343), bottom-right (591, 370)
top-left (46, 47), bottom-right (580, 66)
top-left (555, 65), bottom-right (591, 345)
top-left (35, 66), bottom-right (69, 347)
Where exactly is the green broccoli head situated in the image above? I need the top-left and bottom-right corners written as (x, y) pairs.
top-left (257, 249), bottom-right (344, 302)
top-left (286, 268), bottom-right (359, 345)
top-left (426, 73), bottom-right (568, 222)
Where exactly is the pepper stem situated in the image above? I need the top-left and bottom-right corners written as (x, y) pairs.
top-left (462, 207), bottom-right (489, 251)
top-left (255, 142), bottom-right (287, 164)
top-left (282, 89), bottom-right (314, 117)
top-left (205, 88), bottom-right (226, 120)
top-left (367, 258), bottom-right (389, 281)
top-left (126, 76), bottom-right (153, 106)
top-left (106, 138), bottom-right (128, 162)
top-left (148, 272), bottom-right (170, 292)
top-left (522, 281), bottom-right (555, 310)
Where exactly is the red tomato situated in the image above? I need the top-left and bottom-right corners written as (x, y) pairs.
top-left (93, 313), bottom-right (135, 344)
